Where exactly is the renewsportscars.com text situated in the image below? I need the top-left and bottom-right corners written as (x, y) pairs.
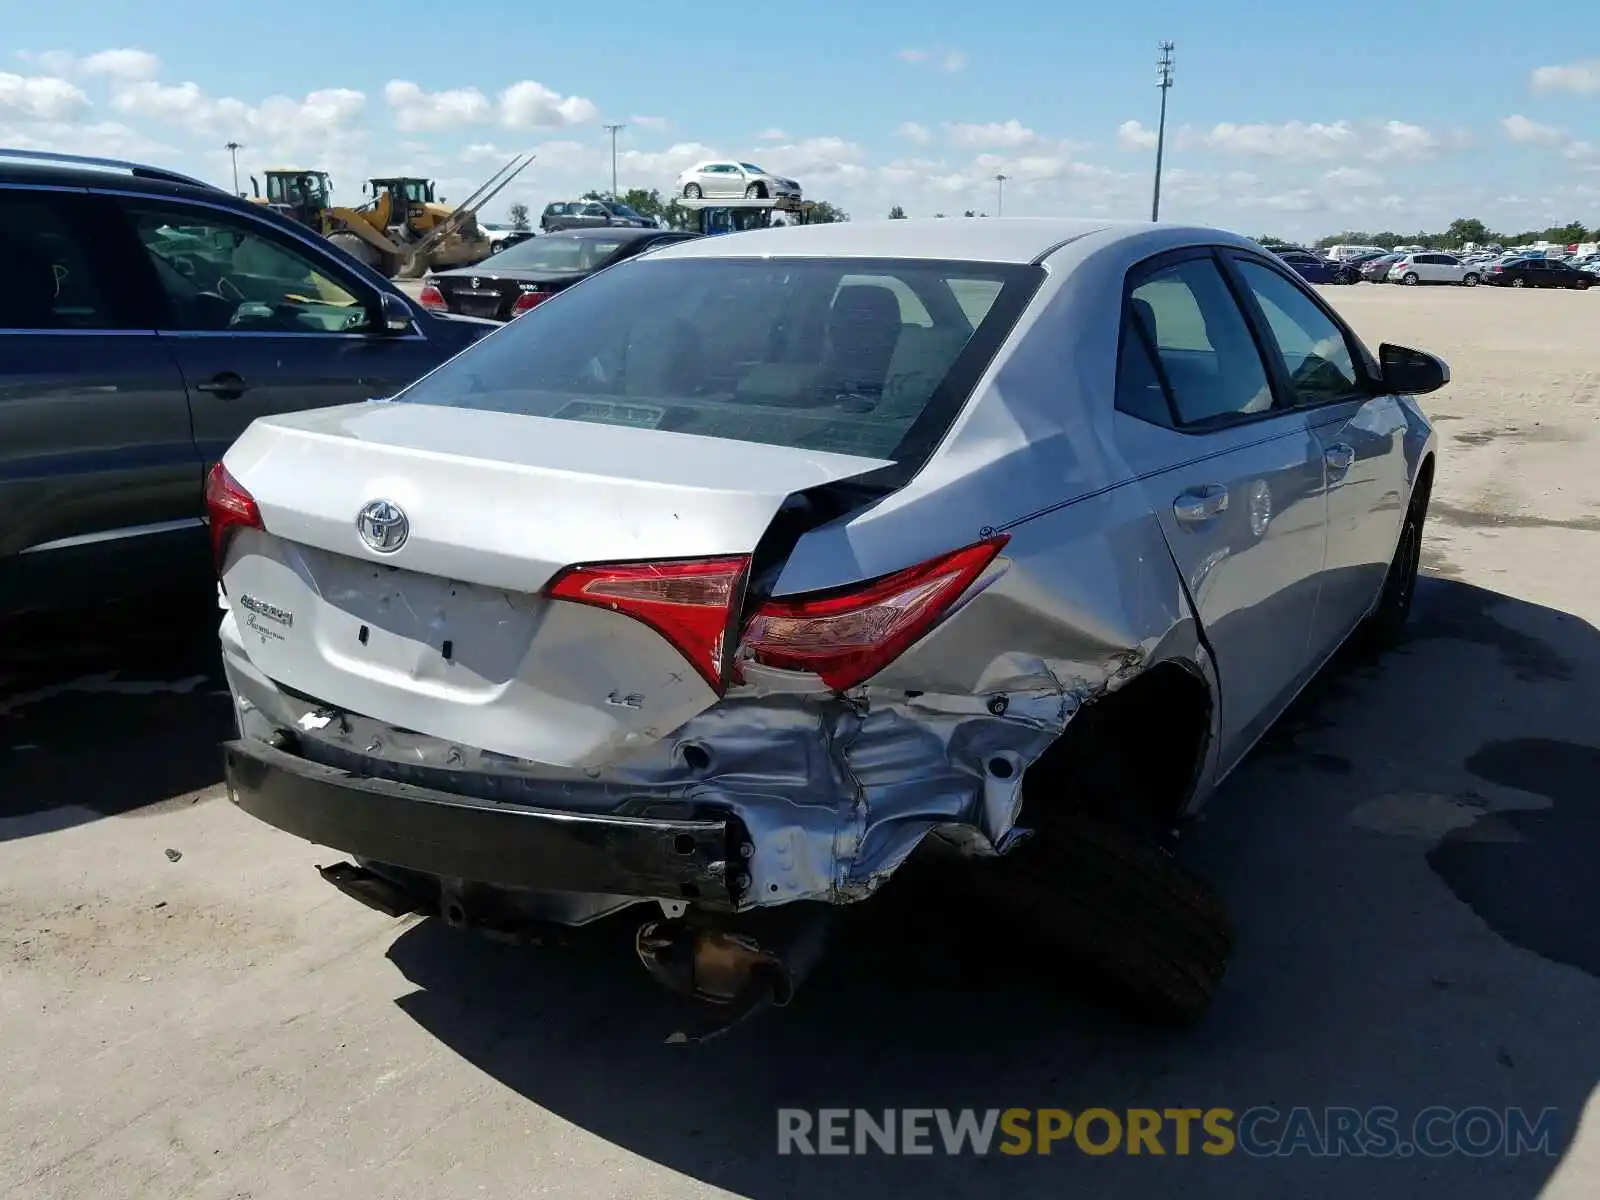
top-left (776, 1106), bottom-right (1560, 1158)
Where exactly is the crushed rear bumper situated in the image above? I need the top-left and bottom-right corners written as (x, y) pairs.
top-left (222, 738), bottom-right (739, 904)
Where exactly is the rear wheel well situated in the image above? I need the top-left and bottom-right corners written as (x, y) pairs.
top-left (1414, 453), bottom-right (1435, 505)
top-left (1020, 661), bottom-right (1213, 838)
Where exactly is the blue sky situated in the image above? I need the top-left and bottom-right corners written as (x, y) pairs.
top-left (5, 1), bottom-right (1597, 239)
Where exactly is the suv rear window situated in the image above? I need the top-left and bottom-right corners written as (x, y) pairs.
top-left (396, 256), bottom-right (1041, 465)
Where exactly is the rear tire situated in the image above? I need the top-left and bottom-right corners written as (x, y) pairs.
top-left (1463, 273), bottom-right (1479, 287)
top-left (962, 813), bottom-right (1234, 1027)
top-left (1512, 277), bottom-right (1527, 287)
top-left (1402, 272), bottom-right (1419, 285)
top-left (1573, 276), bottom-right (1591, 290)
top-left (745, 183), bottom-right (766, 199)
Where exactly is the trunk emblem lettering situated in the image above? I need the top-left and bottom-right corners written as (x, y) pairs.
top-left (357, 499), bottom-right (409, 553)
top-left (238, 593), bottom-right (293, 627)
top-left (606, 690), bottom-right (644, 709)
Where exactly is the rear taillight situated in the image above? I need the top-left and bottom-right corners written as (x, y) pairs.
top-left (546, 556), bottom-right (751, 690)
top-left (204, 462), bottom-right (263, 578)
top-left (739, 536), bottom-right (1010, 691)
top-left (512, 289), bottom-right (548, 314)
top-left (418, 282), bottom-right (446, 310)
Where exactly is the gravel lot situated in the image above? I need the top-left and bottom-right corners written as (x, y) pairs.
top-left (4, 284), bottom-right (1598, 1200)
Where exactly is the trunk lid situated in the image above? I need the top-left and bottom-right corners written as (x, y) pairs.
top-left (221, 402), bottom-right (891, 768)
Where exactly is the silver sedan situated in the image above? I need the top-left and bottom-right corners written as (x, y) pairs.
top-left (213, 218), bottom-right (1443, 1029)
top-left (674, 159), bottom-right (801, 201)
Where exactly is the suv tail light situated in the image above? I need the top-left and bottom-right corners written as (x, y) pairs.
top-left (512, 289), bottom-right (549, 314)
top-left (546, 556), bottom-right (751, 691)
top-left (739, 536), bottom-right (1010, 691)
top-left (204, 462), bottom-right (263, 577)
top-left (418, 281), bottom-right (446, 310)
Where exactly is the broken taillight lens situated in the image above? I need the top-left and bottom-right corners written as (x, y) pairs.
top-left (204, 462), bottom-right (263, 577)
top-left (739, 536), bottom-right (1010, 691)
top-left (545, 556), bottom-right (751, 691)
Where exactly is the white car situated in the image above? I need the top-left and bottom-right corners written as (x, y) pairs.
top-left (675, 160), bottom-right (801, 201)
top-left (1387, 252), bottom-right (1482, 287)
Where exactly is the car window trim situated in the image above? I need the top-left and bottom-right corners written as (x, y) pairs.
top-left (84, 185), bottom-right (428, 341)
top-left (1118, 245), bottom-right (1290, 436)
top-left (1217, 248), bottom-right (1380, 410)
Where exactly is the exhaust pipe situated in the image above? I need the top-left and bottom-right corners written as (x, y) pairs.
top-left (318, 861), bottom-right (425, 918)
top-left (635, 904), bottom-right (833, 1031)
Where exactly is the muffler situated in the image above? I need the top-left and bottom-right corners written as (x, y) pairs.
top-left (636, 904), bottom-right (833, 1025)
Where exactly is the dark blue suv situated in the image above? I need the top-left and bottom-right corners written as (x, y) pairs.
top-left (0, 149), bottom-right (495, 618)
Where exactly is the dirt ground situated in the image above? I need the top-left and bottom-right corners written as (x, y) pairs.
top-left (3, 283), bottom-right (1598, 1200)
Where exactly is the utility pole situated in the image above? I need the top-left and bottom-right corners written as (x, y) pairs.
top-left (225, 141), bottom-right (243, 195)
top-left (995, 173), bottom-right (1007, 216)
top-left (1151, 41), bottom-right (1175, 222)
top-left (603, 123), bottom-right (625, 197)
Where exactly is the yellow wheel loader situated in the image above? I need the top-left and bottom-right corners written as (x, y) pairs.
top-left (323, 155), bottom-right (537, 278)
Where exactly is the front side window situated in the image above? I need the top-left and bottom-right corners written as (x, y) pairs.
top-left (395, 256), bottom-right (1041, 465)
top-left (127, 203), bottom-right (371, 334)
top-left (0, 191), bottom-right (114, 330)
top-left (1234, 259), bottom-right (1364, 406)
top-left (1129, 257), bottom-right (1274, 427)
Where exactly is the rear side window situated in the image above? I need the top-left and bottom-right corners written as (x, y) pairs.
top-left (0, 191), bottom-right (114, 330)
top-left (395, 256), bottom-right (1042, 465)
top-left (1128, 257), bottom-right (1274, 427)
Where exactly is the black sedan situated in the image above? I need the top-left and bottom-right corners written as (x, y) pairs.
top-left (1483, 257), bottom-right (1593, 289)
top-left (419, 228), bottom-right (699, 321)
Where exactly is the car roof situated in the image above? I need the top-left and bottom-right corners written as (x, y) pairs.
top-left (646, 217), bottom-right (1128, 264)
top-left (540, 227), bottom-right (673, 242)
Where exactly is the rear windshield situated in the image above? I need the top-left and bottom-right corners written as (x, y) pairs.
top-left (483, 236), bottom-right (627, 272)
top-left (396, 256), bottom-right (1042, 464)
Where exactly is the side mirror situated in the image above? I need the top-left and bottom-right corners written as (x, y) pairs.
top-left (1379, 343), bottom-right (1450, 396)
top-left (378, 291), bottom-right (415, 334)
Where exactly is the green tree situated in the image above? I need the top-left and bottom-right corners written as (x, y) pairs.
top-left (507, 202), bottom-right (530, 231)
top-left (617, 187), bottom-right (668, 223)
top-left (887, 204), bottom-right (908, 219)
top-left (1447, 217), bottom-right (1490, 245)
top-left (933, 212), bottom-right (947, 218)
top-left (1542, 220), bottom-right (1589, 245)
top-left (806, 200), bottom-right (848, 223)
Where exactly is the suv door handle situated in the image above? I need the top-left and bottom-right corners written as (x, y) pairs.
top-left (1173, 484), bottom-right (1229, 524)
top-left (1324, 442), bottom-right (1356, 474)
top-left (193, 372), bottom-right (248, 400)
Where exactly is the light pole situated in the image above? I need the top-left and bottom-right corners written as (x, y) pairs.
top-left (225, 141), bottom-right (243, 195)
top-left (995, 172), bottom-right (1007, 216)
top-left (1151, 41), bottom-right (1175, 222)
top-left (603, 123), bottom-right (626, 197)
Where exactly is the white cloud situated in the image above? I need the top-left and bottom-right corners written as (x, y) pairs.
top-left (756, 127), bottom-right (786, 141)
top-left (1117, 119), bottom-right (1158, 150)
top-left (1368, 119), bottom-right (1438, 160)
top-left (0, 117), bottom-right (177, 160)
top-left (500, 80), bottom-right (596, 128)
top-left (1203, 119), bottom-right (1357, 160)
top-left (760, 136), bottom-right (865, 180)
top-left (1323, 166), bottom-right (1383, 189)
top-left (630, 115), bottom-right (669, 130)
top-left (0, 72), bottom-right (90, 121)
top-left (943, 119), bottom-right (1035, 149)
top-left (897, 47), bottom-right (967, 72)
top-left (80, 49), bottom-right (160, 80)
top-left (1565, 141), bottom-right (1597, 161)
top-left (619, 140), bottom-right (717, 177)
top-left (384, 80), bottom-right (493, 131)
top-left (1531, 59), bottom-right (1600, 95)
top-left (895, 121), bottom-right (931, 144)
top-left (1502, 113), bottom-right (1564, 144)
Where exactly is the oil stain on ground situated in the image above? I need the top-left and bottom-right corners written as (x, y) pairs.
top-left (1428, 738), bottom-right (1600, 978)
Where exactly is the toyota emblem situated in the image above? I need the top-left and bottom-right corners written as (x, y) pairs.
top-left (356, 499), bottom-right (409, 553)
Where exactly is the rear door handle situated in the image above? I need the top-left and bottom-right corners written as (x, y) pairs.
top-left (1324, 442), bottom-right (1356, 474)
top-left (1173, 484), bottom-right (1229, 524)
top-left (193, 372), bottom-right (248, 400)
